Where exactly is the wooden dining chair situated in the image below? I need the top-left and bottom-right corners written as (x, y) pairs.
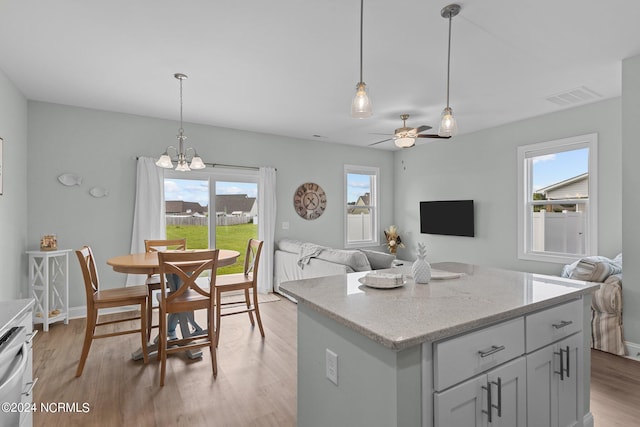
top-left (75, 246), bottom-right (149, 377)
top-left (214, 239), bottom-right (264, 347)
top-left (157, 249), bottom-right (220, 386)
top-left (144, 238), bottom-right (186, 340)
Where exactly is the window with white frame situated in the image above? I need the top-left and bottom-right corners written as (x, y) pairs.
top-left (517, 133), bottom-right (598, 263)
top-left (345, 165), bottom-right (379, 247)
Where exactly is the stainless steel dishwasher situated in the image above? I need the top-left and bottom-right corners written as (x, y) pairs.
top-left (0, 326), bottom-right (28, 427)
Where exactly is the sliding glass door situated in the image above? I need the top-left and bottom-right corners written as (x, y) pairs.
top-left (164, 168), bottom-right (259, 274)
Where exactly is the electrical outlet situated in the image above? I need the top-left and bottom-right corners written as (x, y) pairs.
top-left (326, 348), bottom-right (338, 385)
top-left (282, 221), bottom-right (290, 230)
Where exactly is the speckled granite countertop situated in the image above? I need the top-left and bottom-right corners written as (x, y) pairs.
top-left (0, 298), bottom-right (34, 335)
top-left (279, 262), bottom-right (599, 351)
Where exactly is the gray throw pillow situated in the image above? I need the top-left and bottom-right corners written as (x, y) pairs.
top-left (360, 249), bottom-right (395, 270)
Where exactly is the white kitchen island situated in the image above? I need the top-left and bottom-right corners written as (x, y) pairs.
top-left (279, 262), bottom-right (599, 427)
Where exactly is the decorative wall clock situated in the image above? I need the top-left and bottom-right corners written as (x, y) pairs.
top-left (293, 182), bottom-right (327, 220)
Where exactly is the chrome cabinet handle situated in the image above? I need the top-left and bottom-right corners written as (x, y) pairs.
top-left (482, 380), bottom-right (493, 423)
top-left (491, 377), bottom-right (502, 417)
top-left (478, 345), bottom-right (505, 358)
top-left (552, 320), bottom-right (573, 329)
top-left (26, 330), bottom-right (38, 344)
top-left (482, 377), bottom-right (503, 422)
top-left (22, 377), bottom-right (38, 396)
top-left (553, 346), bottom-right (570, 381)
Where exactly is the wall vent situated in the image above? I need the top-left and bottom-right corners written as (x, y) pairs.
top-left (545, 86), bottom-right (602, 107)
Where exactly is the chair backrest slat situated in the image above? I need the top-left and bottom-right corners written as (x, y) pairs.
top-left (244, 239), bottom-right (264, 282)
top-left (158, 250), bottom-right (219, 303)
top-left (145, 238), bottom-right (187, 253)
top-left (75, 245), bottom-right (100, 309)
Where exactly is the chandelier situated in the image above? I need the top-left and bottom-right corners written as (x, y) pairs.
top-left (156, 73), bottom-right (205, 171)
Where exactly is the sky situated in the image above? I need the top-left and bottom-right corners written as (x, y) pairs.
top-left (164, 179), bottom-right (257, 206)
top-left (532, 148), bottom-right (589, 191)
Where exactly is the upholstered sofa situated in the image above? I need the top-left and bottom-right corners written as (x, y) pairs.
top-left (562, 254), bottom-right (625, 355)
top-left (273, 239), bottom-right (396, 296)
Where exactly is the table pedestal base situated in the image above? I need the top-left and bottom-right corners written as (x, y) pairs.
top-left (131, 311), bottom-right (206, 361)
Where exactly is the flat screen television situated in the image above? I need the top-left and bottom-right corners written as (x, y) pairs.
top-left (420, 200), bottom-right (475, 237)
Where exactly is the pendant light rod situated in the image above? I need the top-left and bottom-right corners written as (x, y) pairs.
top-left (176, 73), bottom-right (186, 134)
top-left (358, 0), bottom-right (364, 84)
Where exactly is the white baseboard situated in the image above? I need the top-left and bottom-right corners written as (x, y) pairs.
top-left (583, 412), bottom-right (594, 427)
top-left (624, 341), bottom-right (640, 360)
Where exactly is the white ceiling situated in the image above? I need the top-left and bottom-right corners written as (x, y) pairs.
top-left (1, 0), bottom-right (639, 150)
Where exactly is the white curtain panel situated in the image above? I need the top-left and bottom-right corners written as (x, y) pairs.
top-left (126, 157), bottom-right (165, 286)
top-left (258, 166), bottom-right (277, 294)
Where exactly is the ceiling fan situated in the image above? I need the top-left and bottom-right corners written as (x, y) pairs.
top-left (369, 114), bottom-right (451, 148)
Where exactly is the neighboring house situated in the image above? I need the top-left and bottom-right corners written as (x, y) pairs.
top-left (536, 173), bottom-right (588, 213)
top-left (348, 192), bottom-right (370, 215)
top-left (166, 200), bottom-right (209, 216)
top-left (537, 173), bottom-right (588, 200)
top-left (215, 194), bottom-right (257, 218)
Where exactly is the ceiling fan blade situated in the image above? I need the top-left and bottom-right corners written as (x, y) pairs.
top-left (415, 125), bottom-right (432, 133)
top-left (416, 134), bottom-right (451, 139)
top-left (369, 132), bottom-right (393, 136)
top-left (368, 138), bottom-right (393, 146)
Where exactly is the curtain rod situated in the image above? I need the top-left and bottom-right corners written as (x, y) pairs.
top-left (134, 157), bottom-right (274, 171)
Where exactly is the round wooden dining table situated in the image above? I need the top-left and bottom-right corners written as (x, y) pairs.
top-left (107, 249), bottom-right (241, 361)
top-left (106, 249), bottom-right (240, 274)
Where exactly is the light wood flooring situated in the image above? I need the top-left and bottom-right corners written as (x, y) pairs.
top-left (33, 298), bottom-right (640, 426)
top-left (33, 297), bottom-right (297, 427)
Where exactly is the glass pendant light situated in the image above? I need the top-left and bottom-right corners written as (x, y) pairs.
top-left (438, 4), bottom-right (461, 137)
top-left (351, 0), bottom-right (372, 118)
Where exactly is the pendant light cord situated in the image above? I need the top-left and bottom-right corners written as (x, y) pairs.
top-left (359, 0), bottom-right (364, 83)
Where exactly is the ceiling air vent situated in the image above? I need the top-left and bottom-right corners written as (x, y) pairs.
top-left (545, 86), bottom-right (602, 107)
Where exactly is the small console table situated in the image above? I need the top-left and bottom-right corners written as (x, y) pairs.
top-left (26, 249), bottom-right (71, 331)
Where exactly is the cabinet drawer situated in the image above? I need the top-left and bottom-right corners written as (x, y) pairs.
top-left (434, 317), bottom-right (525, 391)
top-left (526, 299), bottom-right (582, 352)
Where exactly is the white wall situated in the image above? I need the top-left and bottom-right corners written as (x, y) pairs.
top-left (622, 55), bottom-right (640, 345)
top-left (27, 102), bottom-right (394, 308)
top-left (0, 69), bottom-right (28, 301)
top-left (392, 97), bottom-right (622, 277)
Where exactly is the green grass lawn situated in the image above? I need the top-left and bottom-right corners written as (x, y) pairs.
top-left (166, 223), bottom-right (258, 274)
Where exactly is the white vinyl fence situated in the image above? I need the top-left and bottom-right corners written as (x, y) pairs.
top-left (532, 210), bottom-right (586, 254)
top-left (166, 215), bottom-right (254, 227)
top-left (347, 213), bottom-right (372, 241)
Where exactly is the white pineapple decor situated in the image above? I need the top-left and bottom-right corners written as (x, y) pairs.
top-left (412, 243), bottom-right (431, 284)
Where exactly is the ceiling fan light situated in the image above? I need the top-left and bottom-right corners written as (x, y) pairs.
top-left (156, 153), bottom-right (174, 169)
top-left (438, 107), bottom-right (458, 137)
top-left (351, 82), bottom-right (372, 118)
top-left (189, 155), bottom-right (206, 170)
top-left (395, 136), bottom-right (415, 148)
